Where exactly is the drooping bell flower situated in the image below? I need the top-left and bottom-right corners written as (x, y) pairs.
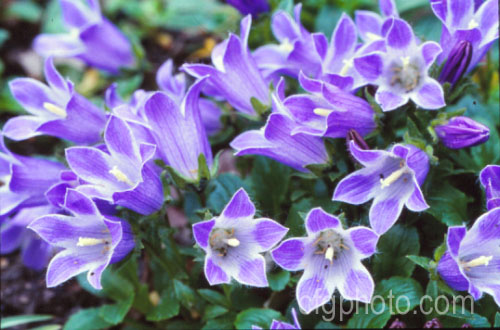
top-left (354, 18), bottom-right (445, 111)
top-left (355, 0), bottom-right (399, 44)
top-left (435, 116), bottom-right (489, 149)
top-left (430, 0), bottom-right (498, 73)
top-left (144, 77), bottom-right (213, 182)
top-left (252, 308), bottom-right (301, 329)
top-left (192, 188), bottom-right (288, 287)
top-left (271, 207), bottom-right (378, 313)
top-left (437, 207), bottom-right (500, 306)
top-left (29, 189), bottom-right (135, 289)
top-left (438, 41), bottom-right (473, 86)
top-left (65, 115), bottom-right (163, 215)
top-left (333, 141), bottom-right (429, 235)
top-left (479, 165), bottom-right (500, 210)
top-left (226, 0), bottom-right (269, 17)
top-left (3, 57), bottom-right (106, 144)
top-left (33, 0), bottom-right (135, 73)
top-left (182, 16), bottom-right (269, 116)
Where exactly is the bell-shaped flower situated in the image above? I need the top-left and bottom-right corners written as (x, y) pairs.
top-left (430, 0), bottom-right (498, 73)
top-left (226, 0), bottom-right (269, 17)
top-left (65, 115), bottom-right (163, 215)
top-left (437, 207), bottom-right (500, 306)
top-left (182, 16), bottom-right (269, 116)
top-left (354, 18), bottom-right (445, 111)
top-left (192, 188), bottom-right (288, 287)
top-left (0, 134), bottom-right (65, 216)
top-left (435, 116), bottom-right (489, 149)
top-left (480, 165), bottom-right (500, 210)
top-left (28, 189), bottom-right (135, 289)
top-left (33, 0), bottom-right (135, 73)
top-left (3, 58), bottom-right (106, 144)
top-left (271, 208), bottom-right (378, 313)
top-left (354, 0), bottom-right (399, 43)
top-left (333, 141), bottom-right (429, 235)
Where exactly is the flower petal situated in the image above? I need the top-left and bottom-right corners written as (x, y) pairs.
top-left (104, 115), bottom-right (141, 164)
top-left (412, 79), bottom-right (445, 110)
top-left (271, 238), bottom-right (308, 271)
top-left (65, 189), bottom-right (99, 216)
top-left (405, 181), bottom-right (429, 211)
top-left (420, 41), bottom-right (442, 68)
top-left (447, 226), bottom-right (467, 258)
top-left (332, 14), bottom-right (357, 59)
top-left (305, 207), bottom-right (340, 235)
top-left (338, 263), bottom-right (374, 303)
top-left (354, 53), bottom-right (384, 82)
top-left (205, 256), bottom-right (230, 285)
top-left (369, 197), bottom-right (405, 235)
top-left (386, 18), bottom-right (414, 49)
top-left (221, 188), bottom-right (256, 219)
top-left (375, 88), bottom-right (409, 111)
top-left (235, 255), bottom-right (268, 287)
top-left (355, 10), bottom-right (383, 42)
top-left (437, 251), bottom-right (470, 291)
top-left (333, 168), bottom-right (380, 205)
top-left (250, 219), bottom-right (288, 251)
top-left (2, 116), bottom-right (43, 141)
top-left (296, 273), bottom-right (331, 314)
top-left (347, 227), bottom-right (379, 258)
top-left (193, 219), bottom-right (216, 251)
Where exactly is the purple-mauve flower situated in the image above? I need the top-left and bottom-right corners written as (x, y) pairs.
top-left (436, 207), bottom-right (500, 306)
top-left (3, 57), bottom-right (106, 144)
top-left (252, 308), bottom-right (301, 330)
top-left (430, 0), bottom-right (498, 73)
top-left (480, 165), bottom-right (500, 210)
top-left (192, 188), bottom-right (288, 287)
top-left (1, 205), bottom-right (56, 270)
top-left (29, 189), bottom-right (135, 289)
top-left (144, 78), bottom-right (214, 182)
top-left (182, 16), bottom-right (269, 116)
top-left (253, 4), bottom-right (324, 81)
top-left (65, 115), bottom-right (163, 215)
top-left (226, 0), bottom-right (269, 17)
top-left (0, 133), bottom-right (65, 217)
top-left (230, 112), bottom-right (329, 172)
top-left (333, 141), bottom-right (430, 235)
top-left (271, 207), bottom-right (378, 313)
top-left (435, 116), bottom-right (489, 149)
top-left (438, 40), bottom-right (473, 86)
top-left (354, 18), bottom-right (445, 111)
top-left (355, 0), bottom-right (399, 43)
top-left (347, 129), bottom-right (370, 151)
top-left (33, 0), bottom-right (135, 73)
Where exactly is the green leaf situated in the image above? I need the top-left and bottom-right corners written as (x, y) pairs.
top-left (203, 316), bottom-right (235, 330)
top-left (99, 294), bottom-right (134, 325)
top-left (146, 288), bottom-right (180, 321)
top-left (234, 308), bottom-right (281, 330)
top-left (203, 305), bottom-right (229, 321)
top-left (314, 321), bottom-right (341, 329)
top-left (197, 153), bottom-right (212, 182)
top-left (64, 308), bottom-right (112, 330)
top-left (375, 277), bottom-right (424, 314)
top-left (173, 279), bottom-right (197, 309)
top-left (198, 289), bottom-right (230, 308)
top-left (6, 1), bottom-right (42, 23)
top-left (206, 173), bottom-right (249, 213)
top-left (250, 97), bottom-right (269, 115)
top-left (373, 225), bottom-right (420, 278)
top-left (1, 315), bottom-right (52, 329)
top-left (346, 303), bottom-right (391, 329)
top-left (440, 308), bottom-right (491, 328)
top-left (406, 255), bottom-right (434, 271)
top-left (0, 29), bottom-right (9, 48)
top-left (268, 270), bottom-right (291, 291)
top-left (29, 325), bottom-right (61, 330)
top-left (427, 183), bottom-right (472, 226)
top-left (494, 312), bottom-right (500, 327)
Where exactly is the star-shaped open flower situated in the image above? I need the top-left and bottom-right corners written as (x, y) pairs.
top-left (480, 165), bottom-right (500, 210)
top-left (192, 188), bottom-right (288, 287)
top-left (28, 189), bottom-right (135, 289)
top-left (354, 18), bottom-right (445, 111)
top-left (333, 141), bottom-right (429, 235)
top-left (271, 207), bottom-right (378, 314)
top-left (437, 207), bottom-right (500, 306)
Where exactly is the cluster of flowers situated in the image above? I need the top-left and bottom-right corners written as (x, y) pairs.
top-left (1, 0), bottom-right (499, 319)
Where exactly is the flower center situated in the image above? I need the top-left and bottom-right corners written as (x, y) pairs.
top-left (380, 160), bottom-right (410, 189)
top-left (314, 229), bottom-right (349, 266)
top-left (43, 102), bottom-right (67, 117)
top-left (339, 59), bottom-right (353, 76)
top-left (109, 166), bottom-right (134, 186)
top-left (461, 255), bottom-right (493, 271)
top-left (209, 227), bottom-right (240, 257)
top-left (280, 38), bottom-right (294, 53)
top-left (366, 32), bottom-right (382, 42)
top-left (389, 56), bottom-right (421, 92)
top-left (467, 19), bottom-right (479, 29)
top-left (76, 237), bottom-right (109, 247)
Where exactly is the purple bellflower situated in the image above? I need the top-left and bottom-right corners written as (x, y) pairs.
top-left (1, 205), bottom-right (56, 270)
top-left (0, 134), bottom-right (65, 217)
top-left (182, 16), bottom-right (269, 116)
top-left (271, 208), bottom-right (378, 313)
top-left (226, 0), bottom-right (269, 17)
top-left (4, 57), bottom-right (106, 144)
top-left (29, 189), bottom-right (135, 289)
top-left (33, 0), bottom-right (135, 73)
top-left (192, 188), bottom-right (288, 287)
top-left (431, 0), bottom-right (499, 73)
top-left (65, 115), bottom-right (163, 215)
top-left (253, 4), bottom-right (325, 81)
top-left (435, 116), bottom-right (490, 149)
top-left (333, 141), bottom-right (430, 235)
top-left (480, 165), bottom-right (500, 210)
top-left (354, 18), bottom-right (445, 111)
top-left (438, 40), bottom-right (473, 86)
top-left (252, 308), bottom-right (301, 330)
top-left (355, 0), bottom-right (399, 43)
top-left (437, 207), bottom-right (500, 306)
top-left (144, 77), bottom-right (214, 182)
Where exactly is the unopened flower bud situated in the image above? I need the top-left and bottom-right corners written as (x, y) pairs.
top-left (389, 318), bottom-right (406, 328)
top-left (347, 129), bottom-right (370, 150)
top-left (439, 41), bottom-right (473, 87)
top-left (423, 318), bottom-right (442, 328)
top-left (435, 116), bottom-right (489, 149)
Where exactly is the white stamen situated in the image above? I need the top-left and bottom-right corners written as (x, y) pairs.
top-left (468, 19), bottom-right (479, 29)
top-left (339, 59), bottom-right (353, 76)
top-left (77, 237), bottom-right (106, 247)
top-left (380, 167), bottom-right (408, 188)
top-left (366, 32), bottom-right (383, 41)
top-left (109, 166), bottom-right (134, 186)
top-left (462, 256), bottom-right (493, 269)
top-left (43, 102), bottom-right (67, 117)
top-left (313, 108), bottom-right (333, 117)
top-left (280, 38), bottom-right (294, 53)
top-left (401, 56), bottom-right (411, 68)
top-left (225, 238), bottom-right (240, 247)
top-left (69, 28), bottom-right (80, 39)
top-left (325, 246), bottom-right (334, 262)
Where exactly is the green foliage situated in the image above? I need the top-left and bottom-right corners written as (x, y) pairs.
top-left (234, 308), bottom-right (281, 329)
top-left (0, 315), bottom-right (53, 329)
top-left (426, 183), bottom-right (473, 226)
